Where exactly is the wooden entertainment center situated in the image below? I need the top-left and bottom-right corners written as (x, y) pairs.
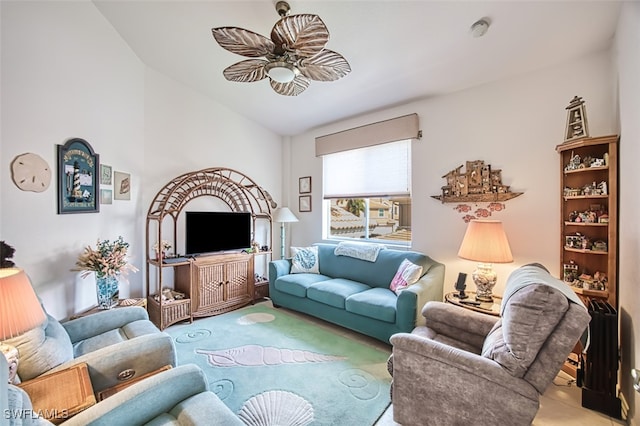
top-left (174, 252), bottom-right (254, 318)
top-left (145, 168), bottom-right (276, 330)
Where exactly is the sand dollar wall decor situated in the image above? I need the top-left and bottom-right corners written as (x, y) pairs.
top-left (11, 153), bottom-right (52, 192)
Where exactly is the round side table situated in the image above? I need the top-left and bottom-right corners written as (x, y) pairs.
top-left (444, 291), bottom-right (502, 316)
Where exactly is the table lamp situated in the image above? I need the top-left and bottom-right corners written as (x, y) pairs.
top-left (272, 207), bottom-right (298, 259)
top-left (0, 268), bottom-right (46, 383)
top-left (457, 219), bottom-right (513, 302)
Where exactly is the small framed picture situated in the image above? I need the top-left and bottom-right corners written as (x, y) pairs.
top-left (113, 171), bottom-right (131, 200)
top-left (299, 195), bottom-right (311, 212)
top-left (100, 164), bottom-right (112, 185)
top-left (299, 176), bottom-right (311, 194)
top-left (100, 189), bottom-right (113, 205)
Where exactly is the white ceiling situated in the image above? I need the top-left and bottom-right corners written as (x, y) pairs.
top-left (93, 1), bottom-right (622, 136)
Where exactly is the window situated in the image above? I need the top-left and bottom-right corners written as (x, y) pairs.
top-left (322, 139), bottom-right (412, 245)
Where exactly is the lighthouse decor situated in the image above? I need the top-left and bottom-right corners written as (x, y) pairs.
top-left (57, 138), bottom-right (100, 214)
top-left (564, 96), bottom-right (590, 141)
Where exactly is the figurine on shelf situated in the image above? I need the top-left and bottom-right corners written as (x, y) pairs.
top-left (581, 236), bottom-right (591, 250)
top-left (563, 261), bottom-right (579, 283)
top-left (592, 240), bottom-right (608, 252)
top-left (598, 181), bottom-right (608, 195)
top-left (565, 153), bottom-right (582, 172)
top-left (594, 271), bottom-right (608, 291)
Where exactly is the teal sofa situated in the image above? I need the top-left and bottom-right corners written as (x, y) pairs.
top-left (268, 243), bottom-right (445, 343)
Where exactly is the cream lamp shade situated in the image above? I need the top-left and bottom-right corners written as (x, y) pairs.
top-left (0, 268), bottom-right (46, 383)
top-left (273, 207), bottom-right (298, 259)
top-left (458, 220), bottom-right (513, 302)
top-left (273, 207), bottom-right (299, 223)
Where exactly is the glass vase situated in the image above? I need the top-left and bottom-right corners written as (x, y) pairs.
top-left (96, 273), bottom-right (119, 309)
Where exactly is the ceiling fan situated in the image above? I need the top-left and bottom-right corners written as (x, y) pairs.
top-left (212, 1), bottom-right (351, 96)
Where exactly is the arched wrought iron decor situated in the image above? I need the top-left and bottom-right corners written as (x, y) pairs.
top-left (145, 167), bottom-right (277, 307)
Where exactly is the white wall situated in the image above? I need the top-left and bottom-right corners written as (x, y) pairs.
top-left (289, 50), bottom-right (616, 297)
top-left (614, 2), bottom-right (640, 423)
top-left (1, 1), bottom-right (145, 319)
top-left (143, 69), bottom-right (283, 287)
top-left (0, 2), bottom-right (283, 319)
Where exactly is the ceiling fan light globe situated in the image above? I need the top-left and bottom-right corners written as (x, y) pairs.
top-left (265, 62), bottom-right (297, 83)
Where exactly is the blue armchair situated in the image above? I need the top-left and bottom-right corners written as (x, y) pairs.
top-left (5, 306), bottom-right (176, 394)
top-left (2, 356), bottom-right (243, 425)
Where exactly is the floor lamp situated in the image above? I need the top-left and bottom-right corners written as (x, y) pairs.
top-left (273, 207), bottom-right (298, 259)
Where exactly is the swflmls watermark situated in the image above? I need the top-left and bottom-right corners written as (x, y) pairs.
top-left (4, 408), bottom-right (69, 420)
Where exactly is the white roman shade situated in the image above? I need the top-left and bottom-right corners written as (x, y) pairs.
top-left (323, 139), bottom-right (411, 199)
top-left (315, 113), bottom-right (420, 157)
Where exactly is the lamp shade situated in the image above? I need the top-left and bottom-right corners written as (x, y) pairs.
top-left (0, 268), bottom-right (46, 340)
top-left (273, 207), bottom-right (299, 223)
top-left (458, 220), bottom-right (513, 263)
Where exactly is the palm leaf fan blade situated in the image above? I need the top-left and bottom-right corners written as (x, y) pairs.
top-left (299, 50), bottom-right (351, 81)
top-left (212, 27), bottom-right (275, 57)
top-left (271, 14), bottom-right (329, 58)
top-left (222, 60), bottom-right (268, 82)
top-left (270, 75), bottom-right (310, 96)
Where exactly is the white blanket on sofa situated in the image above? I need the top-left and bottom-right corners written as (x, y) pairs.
top-left (334, 241), bottom-right (385, 262)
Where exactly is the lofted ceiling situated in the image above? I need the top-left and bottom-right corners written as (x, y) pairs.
top-left (93, 1), bottom-right (622, 136)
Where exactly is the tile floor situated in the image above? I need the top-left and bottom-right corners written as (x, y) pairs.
top-left (375, 370), bottom-right (627, 426)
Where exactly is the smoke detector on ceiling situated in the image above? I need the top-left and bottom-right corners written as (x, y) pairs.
top-left (470, 18), bottom-right (490, 38)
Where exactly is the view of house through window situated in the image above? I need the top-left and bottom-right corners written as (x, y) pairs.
top-left (321, 138), bottom-right (413, 246)
top-left (327, 197), bottom-right (412, 245)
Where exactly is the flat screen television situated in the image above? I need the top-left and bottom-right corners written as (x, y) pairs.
top-left (185, 211), bottom-right (252, 256)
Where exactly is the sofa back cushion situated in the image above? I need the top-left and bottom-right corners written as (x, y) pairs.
top-left (315, 243), bottom-right (432, 289)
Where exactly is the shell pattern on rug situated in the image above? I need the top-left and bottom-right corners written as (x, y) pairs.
top-left (196, 344), bottom-right (347, 367)
top-left (238, 390), bottom-right (314, 426)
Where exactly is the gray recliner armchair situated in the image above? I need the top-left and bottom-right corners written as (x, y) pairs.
top-left (6, 305), bottom-right (176, 394)
top-left (389, 264), bottom-right (591, 425)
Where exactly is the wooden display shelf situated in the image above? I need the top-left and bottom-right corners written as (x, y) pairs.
top-left (564, 247), bottom-right (608, 255)
top-left (564, 195), bottom-right (608, 200)
top-left (431, 192), bottom-right (523, 203)
top-left (564, 165), bottom-right (608, 174)
top-left (571, 286), bottom-right (609, 299)
top-left (557, 134), bottom-right (618, 308)
top-left (145, 168), bottom-right (274, 329)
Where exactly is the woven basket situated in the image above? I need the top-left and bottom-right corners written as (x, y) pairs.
top-left (147, 296), bottom-right (191, 330)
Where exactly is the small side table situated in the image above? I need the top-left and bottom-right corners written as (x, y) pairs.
top-left (17, 363), bottom-right (96, 424)
top-left (444, 291), bottom-right (502, 316)
top-left (69, 298), bottom-right (147, 320)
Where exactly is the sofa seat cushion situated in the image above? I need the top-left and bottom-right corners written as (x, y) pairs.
top-left (274, 274), bottom-right (331, 298)
top-left (345, 287), bottom-right (397, 323)
top-left (72, 319), bottom-right (160, 357)
top-left (307, 278), bottom-right (371, 309)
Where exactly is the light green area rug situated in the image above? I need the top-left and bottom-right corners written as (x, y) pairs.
top-left (166, 304), bottom-right (392, 426)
